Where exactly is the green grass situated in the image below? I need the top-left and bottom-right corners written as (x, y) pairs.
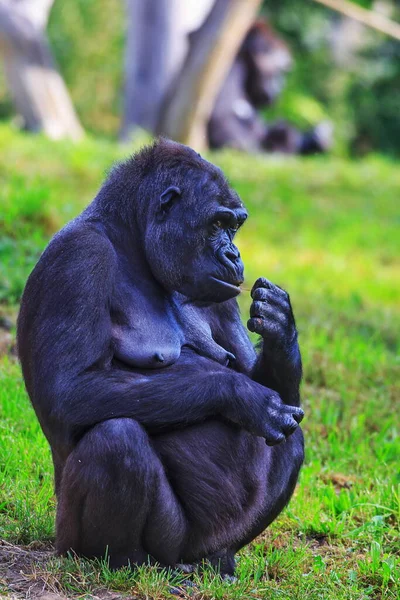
top-left (0, 124), bottom-right (399, 599)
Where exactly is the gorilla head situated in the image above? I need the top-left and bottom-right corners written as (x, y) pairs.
top-left (240, 21), bottom-right (292, 108)
top-left (106, 140), bottom-right (247, 303)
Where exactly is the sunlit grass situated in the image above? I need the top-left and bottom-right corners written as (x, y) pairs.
top-left (0, 124), bottom-right (399, 598)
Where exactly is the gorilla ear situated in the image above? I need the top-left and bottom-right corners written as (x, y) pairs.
top-left (159, 186), bottom-right (181, 214)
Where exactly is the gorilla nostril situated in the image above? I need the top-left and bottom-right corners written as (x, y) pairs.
top-left (225, 249), bottom-right (240, 262)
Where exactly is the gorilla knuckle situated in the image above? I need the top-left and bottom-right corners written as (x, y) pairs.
top-left (277, 284), bottom-right (289, 297)
top-left (265, 432), bottom-right (286, 446)
top-left (252, 287), bottom-right (269, 301)
top-left (250, 300), bottom-right (267, 318)
top-left (254, 277), bottom-right (271, 289)
top-left (293, 408), bottom-right (305, 423)
top-left (282, 416), bottom-right (299, 434)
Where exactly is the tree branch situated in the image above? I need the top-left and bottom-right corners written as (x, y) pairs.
top-left (313, 0), bottom-right (400, 41)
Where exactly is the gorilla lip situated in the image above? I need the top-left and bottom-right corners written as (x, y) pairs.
top-left (210, 276), bottom-right (243, 294)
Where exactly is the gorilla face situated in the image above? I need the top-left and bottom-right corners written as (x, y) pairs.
top-left (145, 166), bottom-right (247, 303)
top-left (188, 203), bottom-right (247, 302)
top-left (247, 47), bottom-right (292, 108)
top-left (242, 23), bottom-right (292, 109)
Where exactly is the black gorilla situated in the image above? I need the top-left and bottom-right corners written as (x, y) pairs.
top-left (17, 140), bottom-right (304, 574)
top-left (209, 20), bottom-right (332, 155)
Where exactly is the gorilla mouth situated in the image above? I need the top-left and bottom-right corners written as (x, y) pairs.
top-left (210, 276), bottom-right (243, 293)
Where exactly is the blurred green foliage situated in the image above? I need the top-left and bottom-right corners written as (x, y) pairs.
top-left (48, 0), bottom-right (125, 135)
top-left (265, 0), bottom-right (400, 156)
top-left (0, 0), bottom-right (399, 153)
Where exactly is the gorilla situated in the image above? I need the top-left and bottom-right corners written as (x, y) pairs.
top-left (17, 140), bottom-right (304, 575)
top-left (209, 20), bottom-right (332, 155)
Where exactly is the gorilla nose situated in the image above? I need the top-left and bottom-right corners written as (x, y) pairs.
top-left (224, 247), bottom-right (240, 263)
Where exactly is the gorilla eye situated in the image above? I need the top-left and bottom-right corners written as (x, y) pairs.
top-left (210, 209), bottom-right (240, 234)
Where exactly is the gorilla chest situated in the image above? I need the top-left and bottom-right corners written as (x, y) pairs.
top-left (111, 283), bottom-right (232, 369)
top-left (111, 280), bottom-right (182, 369)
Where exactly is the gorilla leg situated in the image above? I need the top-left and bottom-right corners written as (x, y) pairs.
top-left (232, 428), bottom-right (304, 553)
top-left (56, 418), bottom-right (186, 568)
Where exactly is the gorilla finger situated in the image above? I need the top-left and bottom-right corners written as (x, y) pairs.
top-left (247, 317), bottom-right (264, 333)
top-left (292, 408), bottom-right (304, 424)
top-left (282, 416), bottom-right (300, 436)
top-left (264, 430), bottom-right (286, 446)
top-left (252, 288), bottom-right (269, 301)
top-left (252, 286), bottom-right (288, 306)
top-left (268, 311), bottom-right (289, 327)
top-left (249, 307), bottom-right (289, 330)
top-left (258, 317), bottom-right (286, 335)
top-left (281, 405), bottom-right (304, 423)
top-left (248, 317), bottom-right (284, 338)
top-left (274, 284), bottom-right (290, 299)
top-left (251, 277), bottom-right (274, 298)
top-left (251, 277), bottom-right (289, 299)
top-left (251, 296), bottom-right (290, 321)
top-left (249, 301), bottom-right (272, 318)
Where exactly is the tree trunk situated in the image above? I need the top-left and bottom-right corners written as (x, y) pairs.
top-left (0, 0), bottom-right (83, 141)
top-left (158, 0), bottom-right (262, 152)
top-left (120, 0), bottom-right (214, 140)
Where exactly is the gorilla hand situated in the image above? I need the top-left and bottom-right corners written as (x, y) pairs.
top-left (247, 278), bottom-right (298, 355)
top-left (227, 377), bottom-right (304, 445)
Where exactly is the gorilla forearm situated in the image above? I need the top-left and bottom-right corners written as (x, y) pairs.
top-left (252, 344), bottom-right (302, 406)
top-left (50, 359), bottom-right (239, 437)
top-left (49, 353), bottom-right (302, 446)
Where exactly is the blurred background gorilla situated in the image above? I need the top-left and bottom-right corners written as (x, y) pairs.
top-left (208, 20), bottom-right (333, 154)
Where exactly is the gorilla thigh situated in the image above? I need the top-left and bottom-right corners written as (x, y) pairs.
top-left (56, 418), bottom-right (186, 568)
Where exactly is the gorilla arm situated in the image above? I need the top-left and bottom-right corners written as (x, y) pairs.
top-left (247, 278), bottom-right (302, 407)
top-left (208, 281), bottom-right (302, 408)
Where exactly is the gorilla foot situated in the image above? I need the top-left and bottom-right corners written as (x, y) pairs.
top-left (205, 549), bottom-right (236, 578)
top-left (108, 550), bottom-right (154, 570)
top-left (176, 562), bottom-right (196, 574)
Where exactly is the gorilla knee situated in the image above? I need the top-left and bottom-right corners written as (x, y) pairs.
top-left (57, 418), bottom-right (159, 559)
top-left (65, 418), bottom-right (157, 492)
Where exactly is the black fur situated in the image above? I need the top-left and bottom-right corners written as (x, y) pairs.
top-left (17, 139), bottom-right (304, 573)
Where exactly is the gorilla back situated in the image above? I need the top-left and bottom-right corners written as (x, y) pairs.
top-left (17, 139), bottom-right (304, 573)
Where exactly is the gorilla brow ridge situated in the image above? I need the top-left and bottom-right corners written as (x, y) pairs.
top-left (96, 139), bottom-right (235, 223)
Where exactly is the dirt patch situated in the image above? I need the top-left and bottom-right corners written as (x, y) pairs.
top-left (0, 541), bottom-right (135, 600)
top-left (0, 540), bottom-right (58, 599)
top-left (321, 472), bottom-right (357, 492)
